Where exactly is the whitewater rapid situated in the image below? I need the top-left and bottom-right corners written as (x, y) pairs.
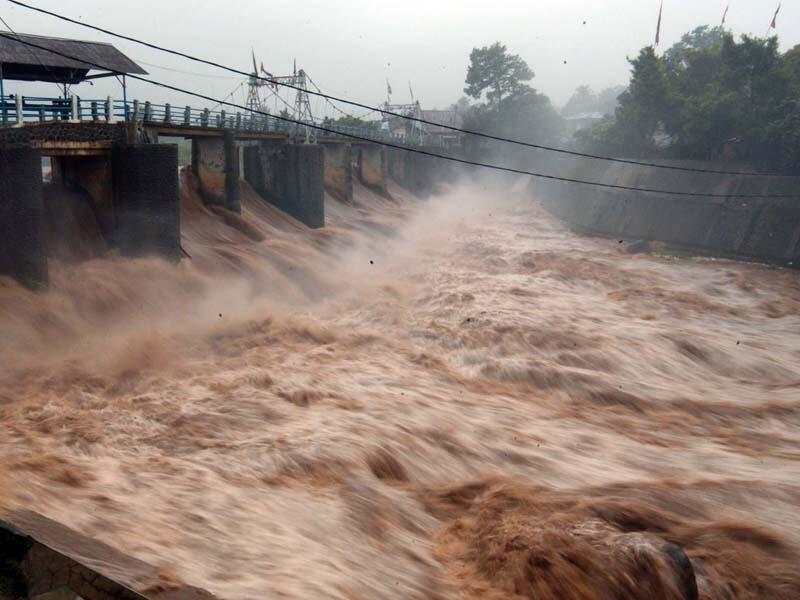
top-left (2, 171), bottom-right (799, 599)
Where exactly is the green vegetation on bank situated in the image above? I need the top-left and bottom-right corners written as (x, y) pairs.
top-left (575, 26), bottom-right (800, 173)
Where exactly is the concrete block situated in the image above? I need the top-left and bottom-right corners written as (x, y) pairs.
top-left (192, 133), bottom-right (240, 212)
top-left (0, 145), bottom-right (48, 289)
top-left (323, 142), bottom-right (353, 203)
top-left (244, 142), bottom-right (324, 228)
top-left (112, 143), bottom-right (181, 260)
top-left (356, 144), bottom-right (388, 195)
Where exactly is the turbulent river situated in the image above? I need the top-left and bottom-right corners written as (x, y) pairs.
top-left (1, 171), bottom-right (800, 599)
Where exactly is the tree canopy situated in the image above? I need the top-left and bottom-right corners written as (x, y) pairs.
top-left (576, 26), bottom-right (800, 173)
top-left (460, 42), bottom-right (558, 150)
top-left (464, 42), bottom-right (534, 105)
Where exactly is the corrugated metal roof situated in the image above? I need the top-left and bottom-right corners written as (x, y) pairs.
top-left (0, 32), bottom-right (147, 75)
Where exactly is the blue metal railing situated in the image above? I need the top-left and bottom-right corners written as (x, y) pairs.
top-left (0, 94), bottom-right (439, 146)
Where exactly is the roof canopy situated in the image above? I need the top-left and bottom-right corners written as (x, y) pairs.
top-left (0, 32), bottom-right (147, 84)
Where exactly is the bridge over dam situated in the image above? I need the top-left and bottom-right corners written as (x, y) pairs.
top-left (0, 32), bottom-right (457, 290)
top-left (0, 103), bottom-right (454, 290)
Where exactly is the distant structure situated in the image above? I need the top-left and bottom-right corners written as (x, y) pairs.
top-left (419, 109), bottom-right (463, 147)
top-left (563, 111), bottom-right (604, 137)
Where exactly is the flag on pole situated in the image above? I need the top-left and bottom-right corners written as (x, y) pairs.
top-left (770, 3), bottom-right (781, 29)
top-left (721, 4), bottom-right (729, 25)
top-left (408, 81), bottom-right (414, 101)
top-left (293, 58), bottom-right (297, 76)
top-left (386, 79), bottom-right (393, 98)
top-left (655, 1), bottom-right (664, 46)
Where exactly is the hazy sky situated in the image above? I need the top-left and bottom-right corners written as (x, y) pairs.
top-left (2, 0), bottom-right (798, 117)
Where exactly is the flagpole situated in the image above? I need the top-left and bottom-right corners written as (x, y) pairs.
top-left (766, 3), bottom-right (781, 37)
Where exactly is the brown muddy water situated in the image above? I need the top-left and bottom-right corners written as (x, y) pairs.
top-left (1, 171), bottom-right (800, 599)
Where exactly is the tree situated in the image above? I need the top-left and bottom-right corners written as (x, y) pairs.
top-left (597, 85), bottom-right (626, 116)
top-left (574, 25), bottom-right (800, 172)
top-left (464, 42), bottom-right (534, 105)
top-left (563, 85), bottom-right (597, 116)
top-left (612, 46), bottom-right (674, 156)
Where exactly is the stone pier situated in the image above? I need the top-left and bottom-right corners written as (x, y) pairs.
top-left (356, 144), bottom-right (388, 196)
top-left (0, 145), bottom-right (47, 289)
top-left (244, 142), bottom-right (325, 228)
top-left (112, 144), bottom-right (181, 259)
top-left (322, 142), bottom-right (353, 203)
top-left (191, 130), bottom-right (240, 212)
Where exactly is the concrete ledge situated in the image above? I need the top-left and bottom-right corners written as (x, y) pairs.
top-left (0, 510), bottom-right (216, 600)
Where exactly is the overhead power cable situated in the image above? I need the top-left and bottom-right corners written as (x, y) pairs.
top-left (6, 0), bottom-right (797, 178)
top-left (2, 31), bottom-right (799, 201)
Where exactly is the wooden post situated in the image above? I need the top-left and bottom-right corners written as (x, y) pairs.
top-left (201, 108), bottom-right (209, 128)
top-left (71, 95), bottom-right (78, 120)
top-left (91, 101), bottom-right (99, 121)
top-left (132, 99), bottom-right (140, 123)
top-left (15, 94), bottom-right (23, 124)
top-left (105, 96), bottom-right (113, 121)
top-left (164, 103), bottom-right (171, 124)
top-left (143, 101), bottom-right (152, 122)
top-left (184, 106), bottom-right (191, 126)
top-left (236, 112), bottom-right (242, 129)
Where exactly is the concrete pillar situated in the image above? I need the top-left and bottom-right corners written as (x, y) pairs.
top-left (112, 144), bottom-right (181, 260)
top-left (243, 142), bottom-right (324, 228)
top-left (0, 146), bottom-right (48, 289)
top-left (356, 144), bottom-right (388, 196)
top-left (323, 142), bottom-right (353, 203)
top-left (191, 132), bottom-right (240, 212)
top-left (51, 155), bottom-right (115, 239)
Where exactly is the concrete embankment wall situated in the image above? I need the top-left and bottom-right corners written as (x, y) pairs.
top-left (533, 158), bottom-right (800, 266)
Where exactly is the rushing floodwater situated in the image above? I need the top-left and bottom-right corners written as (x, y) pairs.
top-left (2, 172), bottom-right (800, 599)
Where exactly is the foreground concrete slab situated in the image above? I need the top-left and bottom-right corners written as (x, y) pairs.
top-left (0, 510), bottom-right (217, 600)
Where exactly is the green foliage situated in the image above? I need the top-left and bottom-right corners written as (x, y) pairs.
top-left (324, 115), bottom-right (380, 130)
top-left (597, 85), bottom-right (626, 116)
top-left (464, 42), bottom-right (534, 105)
top-left (461, 42), bottom-right (558, 150)
top-left (563, 85), bottom-right (596, 116)
top-left (578, 26), bottom-right (800, 172)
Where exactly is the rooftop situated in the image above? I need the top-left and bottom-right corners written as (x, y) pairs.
top-left (0, 32), bottom-right (146, 84)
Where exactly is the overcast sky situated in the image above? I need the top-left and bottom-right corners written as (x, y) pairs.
top-left (2, 0), bottom-right (798, 117)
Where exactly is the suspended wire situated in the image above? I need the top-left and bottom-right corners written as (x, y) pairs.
top-left (209, 80), bottom-right (245, 111)
top-left (2, 32), bottom-right (798, 201)
top-left (7, 0), bottom-right (794, 178)
top-left (306, 73), bottom-right (376, 121)
top-left (137, 60), bottom-right (243, 79)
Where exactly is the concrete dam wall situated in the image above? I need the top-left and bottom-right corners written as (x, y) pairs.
top-left (533, 158), bottom-right (800, 267)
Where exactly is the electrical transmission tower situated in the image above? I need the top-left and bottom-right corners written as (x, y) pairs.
top-left (246, 50), bottom-right (267, 114)
top-left (246, 53), bottom-right (316, 143)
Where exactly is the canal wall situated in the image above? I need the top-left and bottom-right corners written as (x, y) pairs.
top-left (533, 158), bottom-right (800, 267)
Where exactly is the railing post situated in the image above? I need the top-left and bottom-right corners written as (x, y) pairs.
top-left (71, 94), bottom-right (78, 120)
top-left (91, 101), bottom-right (99, 121)
top-left (164, 103), bottom-right (171, 124)
top-left (15, 94), bottom-right (23, 124)
top-left (105, 96), bottom-right (113, 121)
top-left (201, 108), bottom-right (209, 128)
top-left (143, 101), bottom-right (152, 122)
top-left (184, 106), bottom-right (191, 126)
top-left (218, 110), bottom-right (225, 128)
top-left (236, 112), bottom-right (241, 129)
top-left (132, 99), bottom-right (140, 123)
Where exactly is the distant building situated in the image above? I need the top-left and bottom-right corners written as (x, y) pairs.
top-left (563, 112), bottom-right (604, 137)
top-left (419, 109), bottom-right (463, 146)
